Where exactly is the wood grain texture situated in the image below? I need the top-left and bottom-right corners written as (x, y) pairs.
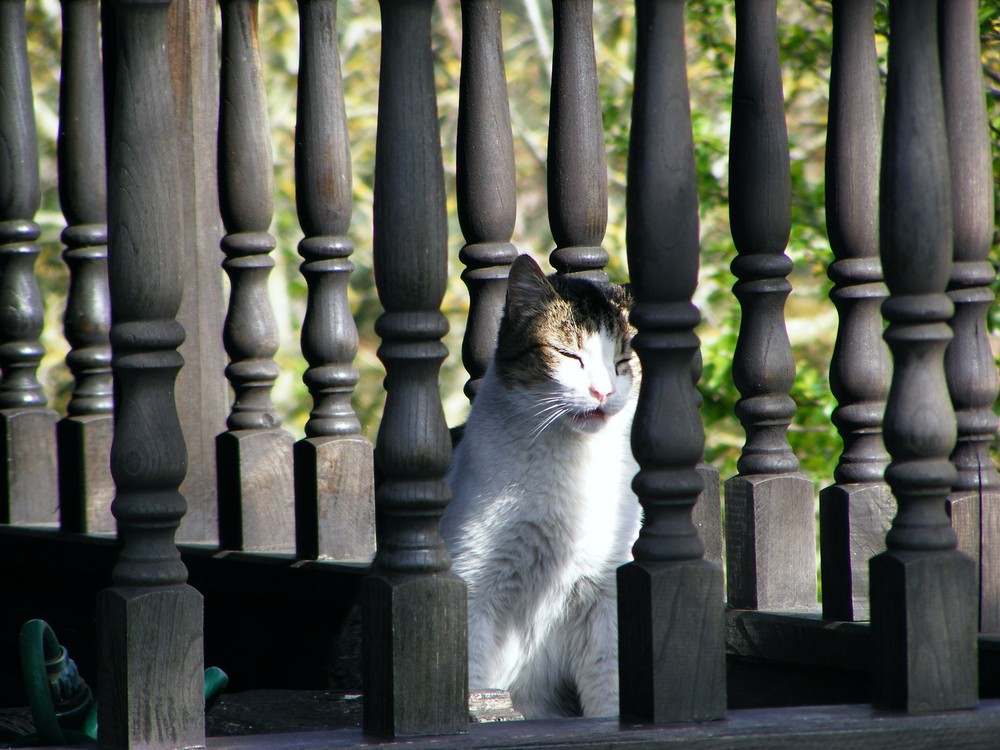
top-left (0, 409), bottom-right (58, 525)
top-left (728, 0), bottom-right (797, 478)
top-left (362, 573), bottom-right (468, 737)
top-left (618, 561), bottom-right (726, 724)
top-left (819, 482), bottom-right (893, 621)
top-left (168, 0), bottom-right (228, 545)
top-left (292, 0), bottom-right (376, 562)
top-left (695, 464), bottom-right (723, 570)
top-left (0, 0), bottom-right (59, 526)
top-left (98, 585), bottom-right (205, 749)
top-left (456, 0), bottom-right (517, 399)
top-left (724, 473), bottom-right (817, 611)
top-left (294, 436), bottom-right (374, 562)
top-left (941, 0), bottom-right (1000, 633)
top-left (217, 429), bottom-right (295, 552)
top-left (366, 0), bottom-right (467, 734)
top-left (618, 0), bottom-right (725, 723)
top-left (100, 0), bottom-right (205, 743)
top-left (870, 0), bottom-right (978, 713)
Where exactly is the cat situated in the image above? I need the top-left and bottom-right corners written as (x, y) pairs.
top-left (441, 253), bottom-right (641, 719)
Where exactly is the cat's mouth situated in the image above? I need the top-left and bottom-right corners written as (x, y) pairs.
top-left (572, 407), bottom-right (610, 429)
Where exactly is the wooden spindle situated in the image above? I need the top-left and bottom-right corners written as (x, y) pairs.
top-left (869, 0), bottom-right (977, 712)
top-left (0, 0), bottom-right (59, 526)
top-left (216, 0), bottom-right (295, 552)
top-left (941, 0), bottom-right (1000, 634)
top-left (363, 0), bottom-right (467, 735)
top-left (456, 0), bottom-right (517, 400)
top-left (617, 0), bottom-right (725, 723)
top-left (56, 0), bottom-right (115, 535)
top-left (547, 0), bottom-right (608, 280)
top-left (293, 0), bottom-right (375, 562)
top-left (818, 0), bottom-right (893, 622)
top-left (723, 0), bottom-right (816, 612)
top-left (96, 0), bottom-right (204, 743)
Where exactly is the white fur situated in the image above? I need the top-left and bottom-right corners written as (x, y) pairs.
top-left (441, 327), bottom-right (640, 719)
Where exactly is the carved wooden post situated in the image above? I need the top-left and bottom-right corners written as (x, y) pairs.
top-left (617, 0), bottom-right (725, 723)
top-left (724, 0), bottom-right (816, 611)
top-left (97, 0), bottom-right (204, 744)
top-left (0, 0), bottom-right (59, 525)
top-left (818, 0), bottom-right (893, 622)
top-left (293, 0), bottom-right (375, 562)
top-left (56, 0), bottom-right (115, 535)
top-left (216, 0), bottom-right (295, 552)
top-left (869, 0), bottom-right (977, 713)
top-left (363, 0), bottom-right (467, 735)
top-left (941, 0), bottom-right (1000, 633)
top-left (547, 0), bottom-right (608, 281)
top-left (456, 0), bottom-right (517, 400)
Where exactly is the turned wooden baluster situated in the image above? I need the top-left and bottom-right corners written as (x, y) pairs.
top-left (869, 0), bottom-right (977, 712)
top-left (0, 0), bottom-right (59, 525)
top-left (724, 0), bottom-right (816, 611)
top-left (456, 0), bottom-right (517, 400)
top-left (293, 0), bottom-right (375, 562)
top-left (548, 0), bottom-right (608, 281)
top-left (96, 0), bottom-right (204, 744)
top-left (56, 0), bottom-right (115, 535)
top-left (216, 0), bottom-right (295, 552)
top-left (617, 0), bottom-right (725, 723)
top-left (818, 0), bottom-right (893, 623)
top-left (941, 0), bottom-right (1000, 634)
top-left (362, 0), bottom-right (466, 735)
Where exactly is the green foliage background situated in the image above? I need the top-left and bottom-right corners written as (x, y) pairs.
top-left (25, 0), bottom-right (1000, 490)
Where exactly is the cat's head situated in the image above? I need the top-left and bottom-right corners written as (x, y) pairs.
top-left (494, 255), bottom-right (636, 435)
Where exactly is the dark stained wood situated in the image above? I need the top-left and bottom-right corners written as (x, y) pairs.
top-left (547, 0), bottom-right (608, 280)
top-left (97, 0), bottom-right (204, 744)
top-left (56, 0), bottom-right (115, 535)
top-left (723, 0), bottom-right (815, 613)
top-left (617, 0), bottom-right (725, 724)
top-left (940, 0), bottom-right (1000, 634)
top-left (0, 0), bottom-right (59, 526)
top-left (364, 0), bottom-right (467, 735)
top-left (818, 0), bottom-right (892, 622)
top-left (293, 0), bottom-right (375, 562)
top-left (869, 0), bottom-right (977, 713)
top-left (168, 0), bottom-right (229, 545)
top-left (207, 701), bottom-right (1000, 750)
top-left (456, 0), bottom-right (517, 400)
top-left (216, 0), bottom-right (295, 553)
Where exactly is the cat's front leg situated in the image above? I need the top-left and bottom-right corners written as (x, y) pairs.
top-left (569, 589), bottom-right (620, 718)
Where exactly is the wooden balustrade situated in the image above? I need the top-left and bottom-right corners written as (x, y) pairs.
top-left (0, 0), bottom-right (998, 745)
top-left (818, 0), bottom-right (893, 623)
top-left (363, 0), bottom-right (467, 735)
top-left (292, 0), bottom-right (375, 562)
top-left (56, 0), bottom-right (115, 535)
top-left (724, 0), bottom-right (816, 612)
top-left (456, 0), bottom-right (518, 401)
top-left (941, 0), bottom-right (1000, 634)
top-left (216, 0), bottom-right (296, 552)
top-left (0, 0), bottom-right (59, 526)
top-left (869, 0), bottom-right (977, 713)
top-left (617, 0), bottom-right (725, 723)
top-left (548, 0), bottom-right (608, 280)
top-left (97, 0), bottom-right (204, 744)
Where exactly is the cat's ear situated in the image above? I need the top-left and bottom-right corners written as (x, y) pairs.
top-left (505, 255), bottom-right (556, 320)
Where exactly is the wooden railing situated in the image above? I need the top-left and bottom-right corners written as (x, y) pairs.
top-left (1, 0), bottom-right (998, 747)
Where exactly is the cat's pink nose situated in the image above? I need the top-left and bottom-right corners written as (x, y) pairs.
top-left (590, 385), bottom-right (613, 404)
